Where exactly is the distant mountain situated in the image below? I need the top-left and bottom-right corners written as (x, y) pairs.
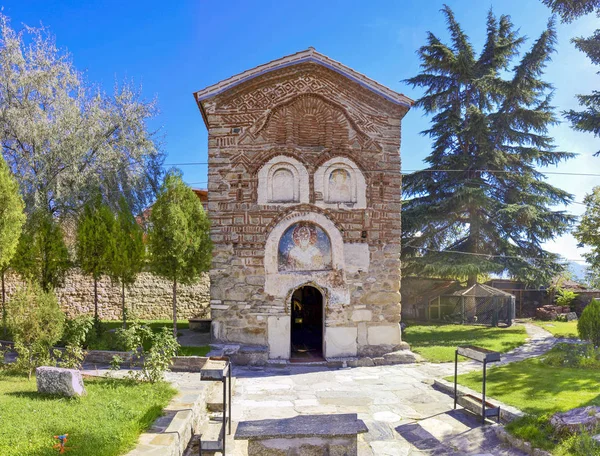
top-left (567, 262), bottom-right (589, 282)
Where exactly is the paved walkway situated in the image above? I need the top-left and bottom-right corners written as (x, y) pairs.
top-left (83, 322), bottom-right (569, 455)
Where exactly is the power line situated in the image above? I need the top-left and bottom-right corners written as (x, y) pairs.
top-left (416, 247), bottom-right (589, 263)
top-left (162, 161), bottom-right (600, 178)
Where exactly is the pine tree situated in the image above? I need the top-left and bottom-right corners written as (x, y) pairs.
top-left (543, 0), bottom-right (600, 154)
top-left (108, 197), bottom-right (145, 328)
top-left (0, 154), bottom-right (26, 334)
top-left (148, 171), bottom-right (212, 337)
top-left (76, 195), bottom-right (114, 325)
top-left (402, 6), bottom-right (575, 286)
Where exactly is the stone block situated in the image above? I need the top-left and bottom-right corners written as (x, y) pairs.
top-left (351, 309), bottom-right (372, 322)
top-left (566, 312), bottom-right (578, 321)
top-left (551, 406), bottom-right (600, 434)
top-left (36, 366), bottom-right (86, 397)
top-left (268, 316), bottom-right (291, 359)
top-left (367, 324), bottom-right (401, 345)
top-left (325, 327), bottom-right (357, 357)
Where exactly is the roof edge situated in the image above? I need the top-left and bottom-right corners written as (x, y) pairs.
top-left (193, 48), bottom-right (414, 110)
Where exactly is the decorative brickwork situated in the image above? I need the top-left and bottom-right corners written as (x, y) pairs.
top-left (195, 49), bottom-right (412, 359)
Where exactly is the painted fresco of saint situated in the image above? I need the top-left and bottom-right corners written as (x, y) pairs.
top-left (278, 223), bottom-right (332, 272)
top-left (329, 169), bottom-right (352, 202)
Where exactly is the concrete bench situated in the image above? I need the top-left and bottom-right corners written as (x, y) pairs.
top-left (234, 413), bottom-right (368, 455)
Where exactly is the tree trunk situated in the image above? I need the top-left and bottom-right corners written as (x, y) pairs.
top-left (172, 277), bottom-right (178, 338)
top-left (122, 281), bottom-right (126, 329)
top-left (1, 269), bottom-right (6, 337)
top-left (467, 207), bottom-right (480, 287)
top-left (94, 277), bottom-right (99, 321)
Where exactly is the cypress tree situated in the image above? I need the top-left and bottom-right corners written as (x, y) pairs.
top-left (76, 195), bottom-right (114, 325)
top-left (402, 6), bottom-right (575, 286)
top-left (148, 171), bottom-right (212, 337)
top-left (0, 154), bottom-right (25, 334)
top-left (108, 197), bottom-right (145, 328)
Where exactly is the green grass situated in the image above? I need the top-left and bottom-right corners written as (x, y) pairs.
top-left (0, 372), bottom-right (176, 456)
top-left (178, 345), bottom-right (210, 357)
top-left (532, 320), bottom-right (579, 339)
top-left (449, 358), bottom-right (600, 454)
top-left (450, 358), bottom-right (600, 414)
top-left (402, 322), bottom-right (528, 362)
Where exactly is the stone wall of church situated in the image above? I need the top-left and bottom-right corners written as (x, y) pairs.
top-left (2, 270), bottom-right (210, 321)
top-left (203, 62), bottom-right (408, 358)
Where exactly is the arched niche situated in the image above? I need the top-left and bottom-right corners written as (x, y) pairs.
top-left (257, 155), bottom-right (309, 205)
top-left (314, 157), bottom-right (367, 209)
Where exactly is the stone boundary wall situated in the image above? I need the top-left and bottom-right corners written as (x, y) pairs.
top-left (2, 269), bottom-right (210, 321)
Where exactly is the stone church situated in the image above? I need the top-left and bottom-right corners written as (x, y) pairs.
top-left (194, 48), bottom-right (413, 363)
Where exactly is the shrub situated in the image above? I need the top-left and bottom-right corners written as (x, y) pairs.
top-left (6, 283), bottom-right (64, 378)
top-left (578, 299), bottom-right (600, 346)
top-left (556, 288), bottom-right (578, 312)
top-left (112, 322), bottom-right (179, 382)
top-left (542, 343), bottom-right (600, 369)
top-left (57, 316), bottom-right (94, 369)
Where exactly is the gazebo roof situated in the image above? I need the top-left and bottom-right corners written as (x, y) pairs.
top-left (450, 283), bottom-right (514, 298)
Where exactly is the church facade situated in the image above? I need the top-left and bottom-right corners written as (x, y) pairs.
top-left (194, 48), bottom-right (413, 362)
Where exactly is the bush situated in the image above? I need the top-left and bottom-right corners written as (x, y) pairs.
top-left (542, 343), bottom-right (600, 369)
top-left (578, 299), bottom-right (600, 346)
top-left (57, 316), bottom-right (94, 369)
top-left (556, 288), bottom-right (578, 312)
top-left (112, 322), bottom-right (179, 383)
top-left (6, 283), bottom-right (64, 378)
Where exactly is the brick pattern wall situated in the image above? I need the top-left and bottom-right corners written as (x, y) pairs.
top-left (202, 62), bottom-right (409, 356)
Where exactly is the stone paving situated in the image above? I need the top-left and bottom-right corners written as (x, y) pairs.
top-left (82, 322), bottom-right (570, 455)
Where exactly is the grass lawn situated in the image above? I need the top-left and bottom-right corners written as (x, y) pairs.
top-left (0, 372), bottom-right (176, 456)
top-left (532, 320), bottom-right (579, 339)
top-left (178, 345), bottom-right (210, 356)
top-left (402, 322), bottom-right (528, 362)
top-left (450, 358), bottom-right (600, 454)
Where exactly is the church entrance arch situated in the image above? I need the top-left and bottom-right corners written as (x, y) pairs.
top-left (290, 285), bottom-right (324, 361)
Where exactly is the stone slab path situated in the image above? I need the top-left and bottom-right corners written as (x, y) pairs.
top-left (81, 322), bottom-right (572, 455)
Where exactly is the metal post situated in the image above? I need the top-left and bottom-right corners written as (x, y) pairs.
top-left (482, 359), bottom-right (487, 424)
top-left (454, 349), bottom-right (458, 409)
top-left (228, 361), bottom-right (232, 435)
top-left (198, 435), bottom-right (202, 456)
top-left (223, 373), bottom-right (227, 455)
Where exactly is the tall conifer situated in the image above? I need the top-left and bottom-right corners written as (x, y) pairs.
top-left (402, 6), bottom-right (574, 285)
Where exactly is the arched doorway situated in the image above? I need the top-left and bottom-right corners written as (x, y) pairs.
top-left (290, 286), bottom-right (324, 361)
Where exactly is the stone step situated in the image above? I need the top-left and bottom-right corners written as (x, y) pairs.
top-left (206, 377), bottom-right (236, 412)
top-left (197, 420), bottom-right (224, 453)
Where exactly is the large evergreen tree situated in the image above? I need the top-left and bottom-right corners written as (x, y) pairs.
top-left (0, 154), bottom-right (25, 334)
top-left (402, 6), bottom-right (575, 286)
top-left (543, 0), bottom-right (600, 154)
top-left (108, 197), bottom-right (145, 328)
top-left (573, 186), bottom-right (600, 281)
top-left (148, 171), bottom-right (212, 337)
top-left (76, 195), bottom-right (115, 324)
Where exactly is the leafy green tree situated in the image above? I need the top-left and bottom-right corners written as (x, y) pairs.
top-left (12, 210), bottom-right (70, 292)
top-left (578, 298), bottom-right (600, 346)
top-left (108, 197), bottom-right (145, 328)
top-left (148, 171), bottom-right (212, 337)
top-left (0, 154), bottom-right (25, 334)
top-left (402, 6), bottom-right (574, 286)
top-left (574, 186), bottom-right (600, 276)
top-left (543, 0), bottom-right (600, 154)
top-left (0, 13), bottom-right (163, 217)
top-left (76, 195), bottom-right (115, 325)
top-left (6, 283), bottom-right (65, 379)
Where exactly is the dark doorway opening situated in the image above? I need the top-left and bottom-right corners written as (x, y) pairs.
top-left (290, 286), bottom-right (323, 361)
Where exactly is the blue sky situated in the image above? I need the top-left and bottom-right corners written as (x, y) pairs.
top-left (3, 0), bottom-right (598, 264)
